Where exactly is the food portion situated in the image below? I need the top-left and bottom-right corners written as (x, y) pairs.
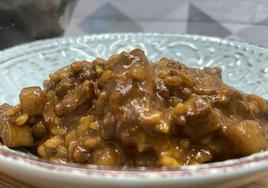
top-left (0, 49), bottom-right (268, 168)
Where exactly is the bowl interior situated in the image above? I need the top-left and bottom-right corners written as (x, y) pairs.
top-left (1, 33), bottom-right (268, 177)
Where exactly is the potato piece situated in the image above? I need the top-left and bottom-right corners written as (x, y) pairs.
top-left (83, 136), bottom-right (101, 149)
top-left (6, 105), bottom-right (20, 117)
top-left (96, 92), bottom-right (107, 115)
top-left (77, 63), bottom-right (97, 81)
top-left (156, 69), bottom-right (169, 79)
top-left (15, 113), bottom-right (29, 126)
top-left (0, 105), bottom-right (33, 147)
top-left (43, 136), bottom-right (63, 149)
top-left (138, 111), bottom-right (171, 133)
top-left (77, 117), bottom-right (91, 136)
top-left (37, 136), bottom-right (64, 159)
top-left (49, 66), bottom-right (73, 82)
top-left (171, 103), bottom-right (186, 116)
top-left (129, 67), bottom-right (147, 81)
top-left (98, 70), bottom-right (112, 87)
top-left (225, 120), bottom-right (267, 155)
top-left (65, 130), bottom-right (77, 146)
top-left (31, 121), bottom-right (47, 138)
top-left (19, 87), bottom-right (46, 116)
top-left (164, 76), bottom-right (182, 87)
top-left (139, 111), bottom-right (163, 126)
top-left (70, 61), bottom-right (85, 73)
top-left (157, 155), bottom-right (181, 168)
top-left (1, 123), bottom-right (33, 147)
top-left (93, 58), bottom-right (106, 76)
top-left (93, 144), bottom-right (122, 166)
top-left (194, 149), bottom-right (213, 163)
top-left (72, 146), bottom-right (89, 163)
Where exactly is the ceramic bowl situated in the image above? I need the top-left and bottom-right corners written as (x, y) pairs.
top-left (1, 33), bottom-right (268, 188)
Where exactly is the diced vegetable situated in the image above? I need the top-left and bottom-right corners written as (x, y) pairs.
top-left (19, 87), bottom-right (46, 116)
top-left (1, 123), bottom-right (33, 147)
top-left (225, 120), bottom-right (267, 155)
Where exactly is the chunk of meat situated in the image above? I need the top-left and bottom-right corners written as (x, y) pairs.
top-left (183, 97), bottom-right (221, 138)
top-left (42, 91), bottom-right (63, 135)
top-left (55, 77), bottom-right (75, 98)
top-left (55, 80), bottom-right (95, 116)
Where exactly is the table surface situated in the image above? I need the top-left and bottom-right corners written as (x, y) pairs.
top-left (0, 172), bottom-right (267, 188)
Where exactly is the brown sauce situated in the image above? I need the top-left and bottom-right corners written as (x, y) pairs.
top-left (0, 49), bottom-right (268, 168)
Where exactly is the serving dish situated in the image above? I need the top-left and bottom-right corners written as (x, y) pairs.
top-left (0, 33), bottom-right (268, 188)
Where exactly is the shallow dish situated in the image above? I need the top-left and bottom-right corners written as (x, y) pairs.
top-left (0, 33), bottom-right (268, 188)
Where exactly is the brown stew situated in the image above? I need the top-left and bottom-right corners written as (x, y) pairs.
top-left (0, 49), bottom-right (268, 168)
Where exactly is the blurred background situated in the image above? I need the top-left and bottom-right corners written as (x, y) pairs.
top-left (1, 0), bottom-right (268, 50)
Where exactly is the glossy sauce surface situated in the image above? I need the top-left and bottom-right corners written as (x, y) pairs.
top-left (0, 49), bottom-right (268, 168)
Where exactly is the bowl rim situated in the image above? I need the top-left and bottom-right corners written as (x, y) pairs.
top-left (1, 33), bottom-right (268, 179)
top-left (1, 32), bottom-right (268, 60)
top-left (1, 144), bottom-right (268, 178)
